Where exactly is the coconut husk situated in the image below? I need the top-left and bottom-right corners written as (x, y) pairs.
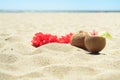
top-left (85, 36), bottom-right (106, 53)
top-left (70, 31), bottom-right (89, 50)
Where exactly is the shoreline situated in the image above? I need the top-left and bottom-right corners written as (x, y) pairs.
top-left (0, 10), bottom-right (120, 13)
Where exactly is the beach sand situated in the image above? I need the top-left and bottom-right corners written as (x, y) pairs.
top-left (0, 12), bottom-right (120, 80)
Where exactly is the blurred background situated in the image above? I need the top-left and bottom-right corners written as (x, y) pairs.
top-left (0, 0), bottom-right (120, 11)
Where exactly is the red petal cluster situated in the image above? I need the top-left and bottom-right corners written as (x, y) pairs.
top-left (90, 30), bottom-right (98, 36)
top-left (31, 32), bottom-right (73, 47)
top-left (58, 33), bottom-right (73, 44)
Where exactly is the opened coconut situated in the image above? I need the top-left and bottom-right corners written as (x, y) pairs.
top-left (70, 31), bottom-right (89, 50)
top-left (85, 36), bottom-right (106, 53)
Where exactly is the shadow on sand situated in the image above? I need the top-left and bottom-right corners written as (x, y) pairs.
top-left (87, 52), bottom-right (106, 55)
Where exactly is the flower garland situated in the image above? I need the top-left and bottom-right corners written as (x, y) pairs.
top-left (31, 32), bottom-right (73, 47)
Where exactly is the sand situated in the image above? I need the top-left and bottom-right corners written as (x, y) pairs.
top-left (0, 12), bottom-right (120, 80)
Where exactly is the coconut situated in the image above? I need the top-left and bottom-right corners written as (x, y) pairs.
top-left (85, 36), bottom-right (106, 53)
top-left (70, 31), bottom-right (89, 49)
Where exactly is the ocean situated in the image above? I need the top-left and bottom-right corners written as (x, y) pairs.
top-left (0, 10), bottom-right (120, 13)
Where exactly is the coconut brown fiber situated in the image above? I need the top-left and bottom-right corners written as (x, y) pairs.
top-left (70, 31), bottom-right (89, 50)
top-left (85, 36), bottom-right (106, 53)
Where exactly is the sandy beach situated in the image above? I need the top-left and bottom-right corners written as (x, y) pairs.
top-left (0, 12), bottom-right (120, 80)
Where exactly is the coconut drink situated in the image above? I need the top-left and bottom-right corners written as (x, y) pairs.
top-left (70, 30), bottom-right (111, 53)
top-left (85, 36), bottom-right (106, 53)
top-left (85, 30), bottom-right (106, 53)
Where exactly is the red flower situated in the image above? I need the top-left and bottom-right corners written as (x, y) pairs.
top-left (90, 30), bottom-right (98, 36)
top-left (58, 33), bottom-right (73, 43)
top-left (31, 32), bottom-right (73, 47)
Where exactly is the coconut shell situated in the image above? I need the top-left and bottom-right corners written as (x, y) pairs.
top-left (70, 31), bottom-right (89, 50)
top-left (85, 36), bottom-right (106, 53)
